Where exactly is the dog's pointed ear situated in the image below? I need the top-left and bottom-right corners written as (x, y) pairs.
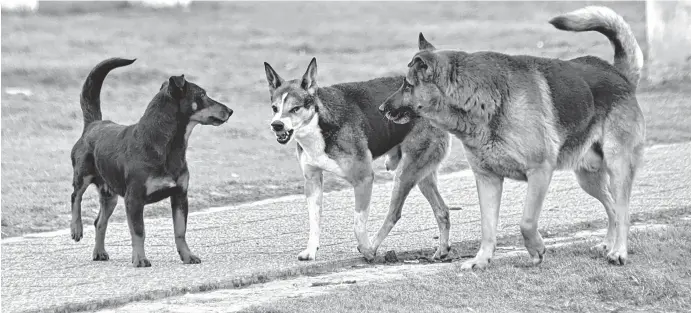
top-left (264, 62), bottom-right (284, 91)
top-left (301, 57), bottom-right (318, 95)
top-left (418, 32), bottom-right (436, 51)
top-left (407, 53), bottom-right (436, 69)
top-left (168, 74), bottom-right (187, 99)
top-left (407, 53), bottom-right (435, 81)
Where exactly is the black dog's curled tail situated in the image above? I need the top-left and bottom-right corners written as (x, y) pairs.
top-left (80, 57), bottom-right (136, 130)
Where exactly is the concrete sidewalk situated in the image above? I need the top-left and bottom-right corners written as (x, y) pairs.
top-left (2, 143), bottom-right (690, 313)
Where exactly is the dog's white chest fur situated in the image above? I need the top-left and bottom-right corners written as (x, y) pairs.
top-left (145, 176), bottom-right (177, 195)
top-left (145, 171), bottom-right (189, 195)
top-left (295, 115), bottom-right (344, 177)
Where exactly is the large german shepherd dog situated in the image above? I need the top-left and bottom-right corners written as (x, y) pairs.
top-left (263, 58), bottom-right (452, 261)
top-left (380, 6), bottom-right (645, 269)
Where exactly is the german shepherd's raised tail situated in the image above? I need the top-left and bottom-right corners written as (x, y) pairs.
top-left (380, 6), bottom-right (644, 269)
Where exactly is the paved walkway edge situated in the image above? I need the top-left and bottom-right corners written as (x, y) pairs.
top-left (55, 206), bottom-right (691, 313)
top-left (2, 142), bottom-right (687, 313)
top-left (46, 257), bottom-right (368, 313)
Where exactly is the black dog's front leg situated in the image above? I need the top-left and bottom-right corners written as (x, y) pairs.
top-left (125, 187), bottom-right (151, 268)
top-left (171, 192), bottom-right (201, 264)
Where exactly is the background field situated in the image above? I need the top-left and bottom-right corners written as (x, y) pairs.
top-left (2, 1), bottom-right (691, 238)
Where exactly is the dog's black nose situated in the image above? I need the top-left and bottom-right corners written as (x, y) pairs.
top-left (271, 121), bottom-right (284, 132)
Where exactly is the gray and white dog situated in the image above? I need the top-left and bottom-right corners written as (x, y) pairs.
top-left (263, 58), bottom-right (452, 261)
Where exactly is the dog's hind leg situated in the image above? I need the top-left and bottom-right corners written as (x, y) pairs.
top-left (520, 166), bottom-right (553, 266)
top-left (417, 172), bottom-right (451, 260)
top-left (370, 155), bottom-right (419, 256)
top-left (171, 191), bottom-right (201, 264)
top-left (602, 100), bottom-right (645, 265)
top-left (124, 187), bottom-right (151, 267)
top-left (575, 166), bottom-right (616, 255)
top-left (602, 145), bottom-right (642, 265)
top-left (93, 183), bottom-right (117, 261)
top-left (372, 125), bottom-right (452, 259)
top-left (70, 174), bottom-right (93, 242)
top-left (349, 157), bottom-right (376, 261)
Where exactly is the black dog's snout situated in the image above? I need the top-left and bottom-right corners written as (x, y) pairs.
top-left (226, 108), bottom-right (234, 118)
top-left (271, 121), bottom-right (284, 132)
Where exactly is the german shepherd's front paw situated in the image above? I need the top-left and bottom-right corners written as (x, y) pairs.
top-left (357, 245), bottom-right (376, 262)
top-left (92, 248), bottom-right (110, 261)
top-left (297, 248), bottom-right (317, 261)
top-left (181, 254), bottom-right (201, 264)
top-left (606, 248), bottom-right (628, 265)
top-left (70, 220), bottom-right (83, 242)
top-left (527, 245), bottom-right (546, 266)
top-left (461, 257), bottom-right (490, 270)
top-left (132, 256), bottom-right (152, 268)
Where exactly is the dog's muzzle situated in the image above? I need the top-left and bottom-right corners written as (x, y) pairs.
top-left (383, 107), bottom-right (415, 125)
top-left (207, 106), bottom-right (233, 126)
top-left (379, 90), bottom-right (415, 124)
top-left (271, 121), bottom-right (294, 144)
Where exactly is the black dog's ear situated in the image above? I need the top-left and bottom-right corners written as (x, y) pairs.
top-left (264, 62), bottom-right (284, 91)
top-left (418, 32), bottom-right (436, 51)
top-left (301, 57), bottom-right (318, 95)
top-left (168, 75), bottom-right (187, 99)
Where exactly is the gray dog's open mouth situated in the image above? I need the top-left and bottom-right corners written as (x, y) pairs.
top-left (385, 108), bottom-right (415, 124)
top-left (276, 129), bottom-right (294, 144)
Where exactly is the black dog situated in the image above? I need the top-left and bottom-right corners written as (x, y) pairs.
top-left (70, 58), bottom-right (232, 267)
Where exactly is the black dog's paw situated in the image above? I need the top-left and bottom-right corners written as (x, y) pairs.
top-left (70, 221), bottom-right (83, 242)
top-left (92, 249), bottom-right (110, 261)
top-left (182, 254), bottom-right (202, 264)
top-left (132, 257), bottom-right (152, 268)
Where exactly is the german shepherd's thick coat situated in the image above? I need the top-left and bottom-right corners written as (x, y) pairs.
top-left (380, 6), bottom-right (645, 268)
top-left (70, 58), bottom-right (232, 267)
top-left (263, 58), bottom-right (452, 261)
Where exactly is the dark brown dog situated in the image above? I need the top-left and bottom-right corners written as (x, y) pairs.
top-left (70, 58), bottom-right (232, 267)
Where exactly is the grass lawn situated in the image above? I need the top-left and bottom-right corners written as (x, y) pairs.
top-left (242, 213), bottom-right (691, 313)
top-left (2, 1), bottom-right (691, 238)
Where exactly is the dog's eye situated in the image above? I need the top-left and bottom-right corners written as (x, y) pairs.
top-left (289, 106), bottom-right (301, 114)
top-left (271, 106), bottom-right (278, 113)
top-left (402, 78), bottom-right (413, 91)
top-left (405, 79), bottom-right (414, 90)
